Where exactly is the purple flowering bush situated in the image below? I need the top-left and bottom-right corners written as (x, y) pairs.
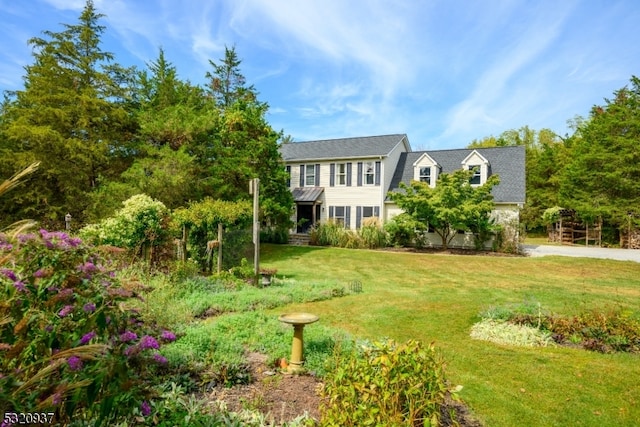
top-left (0, 230), bottom-right (175, 424)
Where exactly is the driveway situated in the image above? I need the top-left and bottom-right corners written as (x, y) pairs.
top-left (522, 244), bottom-right (640, 263)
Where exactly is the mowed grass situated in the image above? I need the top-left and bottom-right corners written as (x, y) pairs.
top-left (261, 244), bottom-right (640, 427)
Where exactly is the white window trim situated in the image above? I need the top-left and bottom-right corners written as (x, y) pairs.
top-left (461, 150), bottom-right (490, 186)
top-left (304, 164), bottom-right (315, 187)
top-left (336, 163), bottom-right (347, 186)
top-left (364, 161), bottom-right (375, 186)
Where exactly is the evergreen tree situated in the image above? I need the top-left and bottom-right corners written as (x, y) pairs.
top-left (0, 0), bottom-right (136, 226)
top-left (559, 76), bottom-right (640, 227)
top-left (206, 46), bottom-right (256, 108)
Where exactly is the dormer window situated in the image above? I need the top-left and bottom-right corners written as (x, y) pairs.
top-left (461, 150), bottom-right (490, 186)
top-left (419, 166), bottom-right (431, 184)
top-left (413, 153), bottom-right (439, 188)
top-left (468, 165), bottom-right (481, 185)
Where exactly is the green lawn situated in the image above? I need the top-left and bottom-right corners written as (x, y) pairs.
top-left (261, 244), bottom-right (640, 427)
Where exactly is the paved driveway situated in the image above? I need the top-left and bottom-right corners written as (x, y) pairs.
top-left (522, 244), bottom-right (640, 263)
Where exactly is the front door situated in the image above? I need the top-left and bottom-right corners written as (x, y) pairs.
top-left (296, 204), bottom-right (313, 233)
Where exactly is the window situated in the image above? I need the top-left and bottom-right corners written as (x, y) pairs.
top-left (285, 165), bottom-right (291, 187)
top-left (419, 166), bottom-right (431, 184)
top-left (305, 164), bottom-right (316, 187)
top-left (334, 206), bottom-right (345, 226)
top-left (469, 165), bottom-right (481, 185)
top-left (364, 161), bottom-right (375, 185)
top-left (336, 163), bottom-right (346, 186)
top-left (356, 206), bottom-right (380, 228)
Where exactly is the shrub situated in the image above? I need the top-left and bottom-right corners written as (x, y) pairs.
top-left (359, 217), bottom-right (388, 249)
top-left (320, 339), bottom-right (455, 426)
top-left (470, 319), bottom-right (555, 348)
top-left (0, 230), bottom-right (175, 424)
top-left (480, 303), bottom-right (640, 353)
top-left (384, 213), bottom-right (420, 247)
top-left (309, 220), bottom-right (343, 246)
top-left (79, 194), bottom-right (170, 262)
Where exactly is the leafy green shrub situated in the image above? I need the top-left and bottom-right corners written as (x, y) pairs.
top-left (320, 339), bottom-right (455, 426)
top-left (384, 213), bottom-right (420, 247)
top-left (0, 230), bottom-right (175, 424)
top-left (79, 194), bottom-right (170, 261)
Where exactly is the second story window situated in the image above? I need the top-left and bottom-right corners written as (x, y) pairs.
top-left (419, 166), bottom-right (431, 184)
top-left (305, 164), bottom-right (316, 187)
top-left (365, 161), bottom-right (375, 185)
top-left (336, 163), bottom-right (346, 186)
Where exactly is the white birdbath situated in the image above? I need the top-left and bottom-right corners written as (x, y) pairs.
top-left (278, 312), bottom-right (319, 372)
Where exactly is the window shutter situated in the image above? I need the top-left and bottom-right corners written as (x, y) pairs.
top-left (374, 206), bottom-right (380, 218)
top-left (357, 162), bottom-right (363, 186)
top-left (375, 161), bottom-right (381, 186)
top-left (315, 164), bottom-right (320, 186)
top-left (345, 206), bottom-right (351, 229)
top-left (299, 165), bottom-right (304, 187)
top-left (329, 206), bottom-right (334, 218)
top-left (286, 166), bottom-right (291, 188)
top-left (347, 163), bottom-right (352, 186)
top-left (356, 206), bottom-right (362, 229)
top-left (330, 163), bottom-right (335, 187)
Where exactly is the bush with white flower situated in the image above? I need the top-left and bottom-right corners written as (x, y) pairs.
top-left (80, 194), bottom-right (170, 259)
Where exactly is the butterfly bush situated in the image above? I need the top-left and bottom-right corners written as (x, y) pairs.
top-left (0, 230), bottom-right (174, 424)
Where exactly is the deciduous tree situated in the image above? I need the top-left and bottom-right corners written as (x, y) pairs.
top-left (389, 169), bottom-right (499, 249)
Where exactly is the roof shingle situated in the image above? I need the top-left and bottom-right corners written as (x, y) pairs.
top-left (387, 145), bottom-right (525, 204)
top-left (279, 134), bottom-right (409, 161)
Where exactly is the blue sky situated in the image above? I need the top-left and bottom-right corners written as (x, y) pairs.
top-left (1, 0), bottom-right (639, 150)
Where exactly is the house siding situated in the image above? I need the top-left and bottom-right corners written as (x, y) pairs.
top-left (281, 136), bottom-right (525, 249)
top-left (288, 160), bottom-right (385, 229)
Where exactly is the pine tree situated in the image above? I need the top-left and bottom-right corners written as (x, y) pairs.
top-left (1, 0), bottom-right (136, 226)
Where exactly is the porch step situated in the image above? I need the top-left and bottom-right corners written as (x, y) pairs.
top-left (288, 233), bottom-right (311, 245)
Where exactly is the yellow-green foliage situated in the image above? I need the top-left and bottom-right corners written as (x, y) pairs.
top-left (320, 339), bottom-right (454, 427)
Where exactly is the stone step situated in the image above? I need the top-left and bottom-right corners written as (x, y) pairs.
top-left (288, 233), bottom-right (310, 245)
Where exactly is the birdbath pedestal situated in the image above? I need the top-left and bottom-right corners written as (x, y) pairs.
top-left (278, 312), bottom-right (319, 372)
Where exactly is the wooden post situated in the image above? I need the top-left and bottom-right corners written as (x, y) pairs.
top-left (250, 178), bottom-right (260, 285)
top-left (217, 223), bottom-right (223, 273)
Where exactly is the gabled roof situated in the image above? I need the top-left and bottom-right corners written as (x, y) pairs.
top-left (279, 134), bottom-right (410, 162)
top-left (387, 145), bottom-right (525, 204)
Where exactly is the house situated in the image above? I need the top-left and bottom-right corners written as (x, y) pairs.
top-left (279, 134), bottom-right (525, 247)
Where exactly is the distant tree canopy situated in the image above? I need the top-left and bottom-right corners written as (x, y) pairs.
top-left (469, 75), bottom-right (640, 241)
top-left (0, 0), bottom-right (292, 230)
top-left (559, 76), bottom-right (640, 228)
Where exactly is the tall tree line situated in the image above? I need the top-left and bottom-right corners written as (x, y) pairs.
top-left (0, 1), bottom-right (292, 230)
top-left (469, 75), bottom-right (640, 242)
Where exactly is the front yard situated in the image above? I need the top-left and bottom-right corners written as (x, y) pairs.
top-left (260, 244), bottom-right (640, 426)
